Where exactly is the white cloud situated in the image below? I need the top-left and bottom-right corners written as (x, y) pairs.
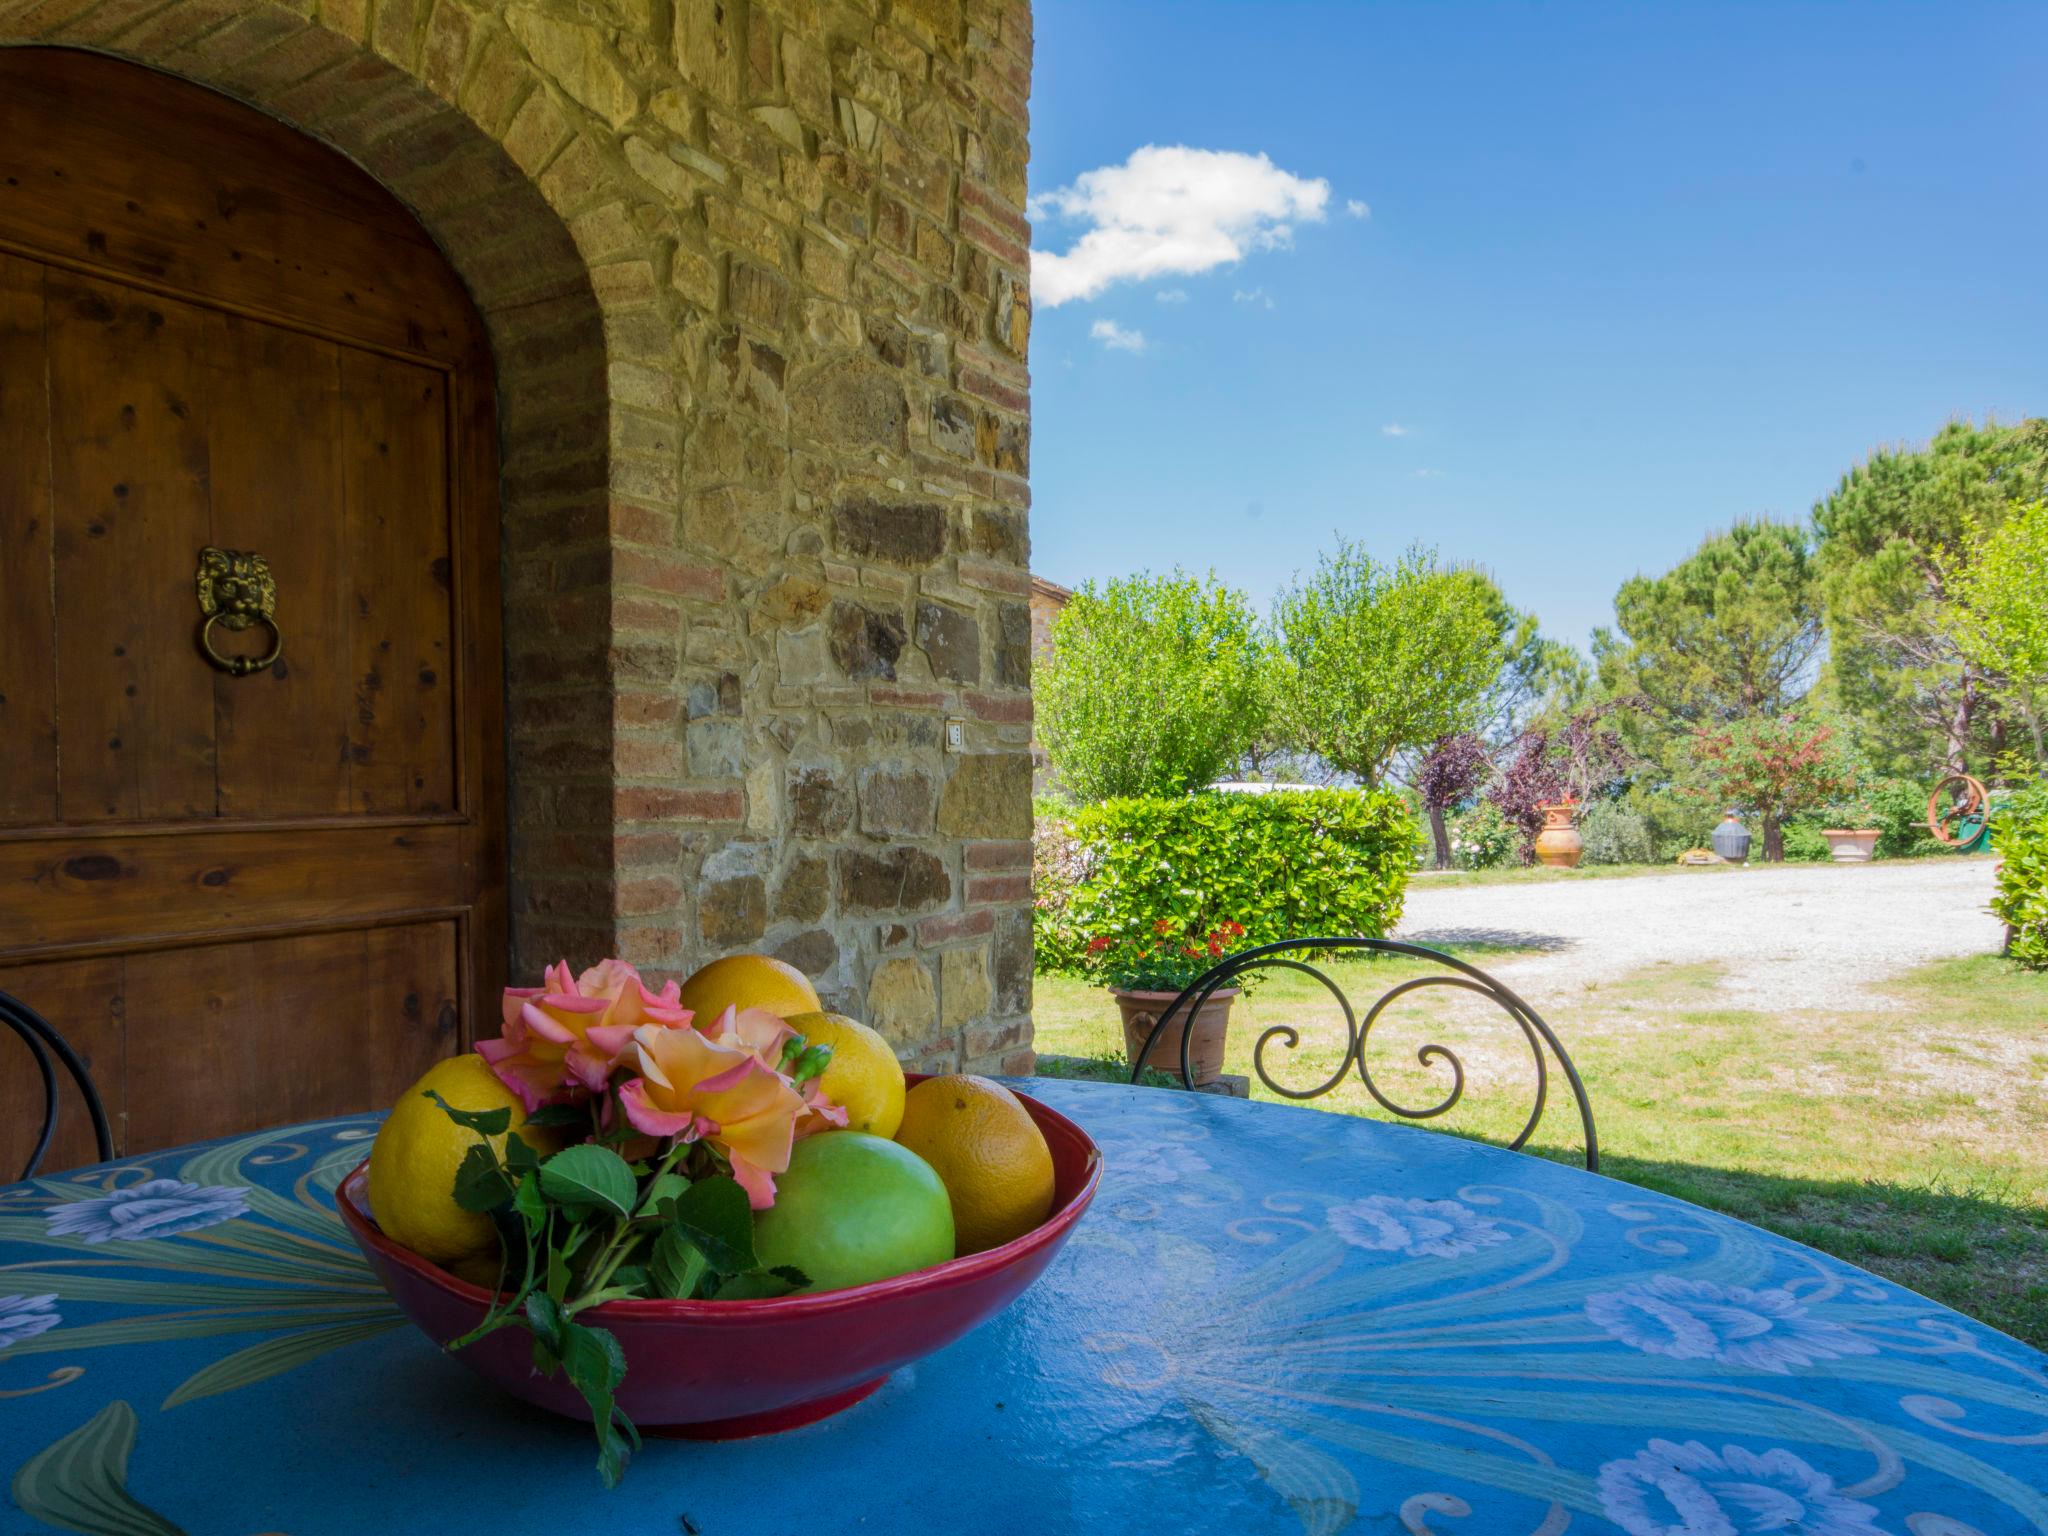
top-left (1089, 318), bottom-right (1148, 353)
top-left (1030, 145), bottom-right (1330, 307)
top-left (1155, 288), bottom-right (1189, 304)
top-left (1346, 198), bottom-right (1371, 219)
top-left (1381, 423), bottom-right (1410, 437)
top-left (1232, 287), bottom-right (1274, 309)
top-left (1412, 468), bottom-right (1441, 479)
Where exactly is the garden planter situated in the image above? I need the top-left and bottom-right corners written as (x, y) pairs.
top-left (1116, 987), bottom-right (1238, 1085)
top-left (1710, 812), bottom-right (1752, 865)
top-left (1821, 828), bottom-right (1880, 864)
top-left (1533, 802), bottom-right (1584, 868)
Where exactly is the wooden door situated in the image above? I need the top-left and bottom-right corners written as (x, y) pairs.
top-left (0, 50), bottom-right (506, 1172)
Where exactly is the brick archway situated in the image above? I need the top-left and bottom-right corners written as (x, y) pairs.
top-left (0, 0), bottom-right (1039, 1074)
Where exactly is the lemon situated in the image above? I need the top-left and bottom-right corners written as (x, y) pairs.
top-left (366, 1054), bottom-right (549, 1271)
top-left (894, 1075), bottom-right (1055, 1255)
top-left (787, 1011), bottom-right (906, 1138)
top-left (676, 953), bottom-right (821, 1025)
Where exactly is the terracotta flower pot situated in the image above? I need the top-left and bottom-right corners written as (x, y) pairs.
top-left (1533, 801), bottom-right (1584, 868)
top-left (1116, 986), bottom-right (1237, 1085)
top-left (1821, 828), bottom-right (1880, 864)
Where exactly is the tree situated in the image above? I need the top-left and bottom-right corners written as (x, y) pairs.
top-left (1948, 500), bottom-right (2048, 759)
top-left (1685, 713), bottom-right (1859, 862)
top-left (1596, 519), bottom-right (1824, 732)
top-left (1273, 541), bottom-right (1506, 787)
top-left (1037, 571), bottom-right (1270, 802)
top-left (1416, 732), bottom-right (1491, 869)
top-left (1812, 418), bottom-right (2048, 775)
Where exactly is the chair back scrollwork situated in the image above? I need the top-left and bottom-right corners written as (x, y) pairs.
top-left (1127, 937), bottom-right (1599, 1171)
top-left (3, 991), bottom-right (116, 1180)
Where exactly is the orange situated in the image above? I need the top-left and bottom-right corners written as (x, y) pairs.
top-left (675, 953), bottom-right (821, 1026)
top-left (786, 1011), bottom-right (906, 1138)
top-left (894, 1075), bottom-right (1055, 1255)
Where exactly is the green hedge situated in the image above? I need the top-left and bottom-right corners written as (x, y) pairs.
top-left (1992, 813), bottom-right (2048, 969)
top-left (1034, 789), bottom-right (1413, 975)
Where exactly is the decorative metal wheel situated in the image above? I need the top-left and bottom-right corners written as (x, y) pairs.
top-left (1925, 773), bottom-right (1990, 850)
top-left (1127, 937), bottom-right (1600, 1171)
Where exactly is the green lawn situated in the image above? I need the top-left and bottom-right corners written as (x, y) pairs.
top-left (1030, 948), bottom-right (2048, 1350)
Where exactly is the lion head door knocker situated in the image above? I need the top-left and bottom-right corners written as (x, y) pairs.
top-left (195, 546), bottom-right (282, 677)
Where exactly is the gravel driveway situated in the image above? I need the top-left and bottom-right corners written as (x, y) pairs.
top-left (1394, 859), bottom-right (2004, 1010)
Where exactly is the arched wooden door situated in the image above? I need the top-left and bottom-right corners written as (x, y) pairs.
top-left (0, 50), bottom-right (506, 1171)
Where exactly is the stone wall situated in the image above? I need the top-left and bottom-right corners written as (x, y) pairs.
top-left (0, 0), bottom-right (1036, 1073)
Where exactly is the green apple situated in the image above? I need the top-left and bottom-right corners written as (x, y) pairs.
top-left (754, 1132), bottom-right (955, 1293)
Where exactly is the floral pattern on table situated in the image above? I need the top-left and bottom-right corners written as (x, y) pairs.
top-left (1053, 1082), bottom-right (2048, 1536)
top-left (2, 1085), bottom-right (2044, 1536)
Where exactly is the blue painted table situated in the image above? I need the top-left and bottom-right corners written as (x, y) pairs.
top-left (3, 1079), bottom-right (2043, 1535)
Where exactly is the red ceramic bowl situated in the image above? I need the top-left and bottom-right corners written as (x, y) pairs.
top-left (335, 1076), bottom-right (1101, 1439)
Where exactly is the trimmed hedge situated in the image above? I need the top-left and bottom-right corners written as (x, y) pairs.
top-left (1034, 788), bottom-right (1413, 975)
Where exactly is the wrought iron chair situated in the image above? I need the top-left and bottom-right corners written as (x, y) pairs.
top-left (3, 990), bottom-right (115, 1180)
top-left (1128, 937), bottom-right (1599, 1171)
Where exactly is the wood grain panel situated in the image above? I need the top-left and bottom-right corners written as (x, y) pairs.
top-left (45, 273), bottom-right (220, 822)
top-left (0, 50), bottom-right (476, 362)
top-left (342, 351), bottom-right (456, 814)
top-left (122, 922), bottom-right (459, 1151)
top-left (0, 255), bottom-right (57, 827)
top-left (209, 318), bottom-right (352, 816)
top-left (0, 955), bottom-right (125, 1176)
top-left (0, 822), bottom-right (468, 953)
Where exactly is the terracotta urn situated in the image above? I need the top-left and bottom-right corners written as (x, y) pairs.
top-left (1533, 801), bottom-right (1584, 868)
top-left (1115, 987), bottom-right (1238, 1085)
top-left (1821, 828), bottom-right (1880, 864)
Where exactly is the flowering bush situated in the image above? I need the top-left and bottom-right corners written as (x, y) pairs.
top-left (439, 957), bottom-right (847, 1483)
top-left (1448, 801), bottom-right (1518, 869)
top-left (1085, 917), bottom-right (1248, 993)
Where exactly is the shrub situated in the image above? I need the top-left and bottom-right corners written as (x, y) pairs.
top-left (1991, 812), bottom-right (2048, 968)
top-left (1035, 789), bottom-right (1413, 974)
top-left (1031, 814), bottom-right (1092, 976)
top-left (1780, 818), bottom-right (1832, 862)
top-left (1036, 572), bottom-right (1270, 802)
top-left (1579, 800), bottom-right (1654, 866)
top-left (1448, 802), bottom-right (1518, 869)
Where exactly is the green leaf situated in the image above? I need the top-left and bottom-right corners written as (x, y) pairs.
top-left (523, 1290), bottom-right (564, 1358)
top-left (538, 1144), bottom-right (637, 1220)
top-left (649, 1226), bottom-right (709, 1300)
top-left (636, 1171), bottom-right (692, 1217)
top-left (424, 1089), bottom-right (510, 1138)
top-left (512, 1172), bottom-right (549, 1229)
top-left (545, 1244), bottom-right (572, 1303)
top-left (712, 1268), bottom-right (804, 1300)
top-left (657, 1175), bottom-right (755, 1274)
top-left (522, 1103), bottom-right (590, 1129)
top-left (559, 1320), bottom-right (634, 1488)
top-left (502, 1134), bottom-right (541, 1175)
top-left (452, 1142), bottom-right (515, 1213)
top-left (767, 1264), bottom-right (811, 1290)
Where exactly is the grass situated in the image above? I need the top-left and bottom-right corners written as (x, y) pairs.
top-left (1031, 947), bottom-right (2048, 1350)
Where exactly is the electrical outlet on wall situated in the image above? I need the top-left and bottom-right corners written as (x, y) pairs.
top-left (945, 718), bottom-right (966, 753)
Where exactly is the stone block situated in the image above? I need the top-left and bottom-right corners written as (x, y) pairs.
top-left (940, 941), bottom-right (993, 1030)
top-left (915, 599), bottom-right (980, 684)
top-left (859, 765), bottom-right (935, 837)
top-left (867, 956), bottom-right (936, 1047)
top-left (937, 753), bottom-right (1031, 840)
top-left (837, 847), bottom-right (951, 913)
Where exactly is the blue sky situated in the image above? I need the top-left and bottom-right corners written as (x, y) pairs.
top-left (1025, 0), bottom-right (2048, 648)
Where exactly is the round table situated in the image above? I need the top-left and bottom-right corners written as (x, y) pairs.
top-left (2, 1079), bottom-right (2043, 1535)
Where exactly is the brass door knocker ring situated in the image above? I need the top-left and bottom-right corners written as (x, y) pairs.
top-left (196, 546), bottom-right (283, 677)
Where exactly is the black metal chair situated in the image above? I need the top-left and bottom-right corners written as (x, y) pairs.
top-left (3, 991), bottom-right (115, 1180)
top-left (1129, 937), bottom-right (1599, 1171)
